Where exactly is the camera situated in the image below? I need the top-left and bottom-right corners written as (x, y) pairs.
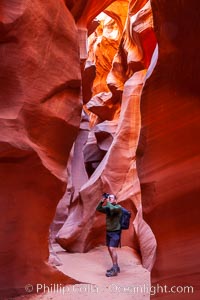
top-left (102, 192), bottom-right (110, 199)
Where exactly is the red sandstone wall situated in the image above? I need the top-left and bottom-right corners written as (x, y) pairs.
top-left (137, 1), bottom-right (200, 299)
top-left (0, 0), bottom-right (82, 296)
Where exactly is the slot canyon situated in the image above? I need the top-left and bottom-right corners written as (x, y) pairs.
top-left (0, 0), bottom-right (199, 299)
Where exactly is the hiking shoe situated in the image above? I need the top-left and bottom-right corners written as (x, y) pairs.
top-left (106, 268), bottom-right (118, 277)
top-left (106, 266), bottom-right (120, 273)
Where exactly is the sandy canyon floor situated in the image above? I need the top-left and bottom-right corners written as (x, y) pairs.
top-left (16, 246), bottom-right (150, 300)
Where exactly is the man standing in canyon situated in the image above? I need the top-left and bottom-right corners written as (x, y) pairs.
top-left (96, 193), bottom-right (122, 277)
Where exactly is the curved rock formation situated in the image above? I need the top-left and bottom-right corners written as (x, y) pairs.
top-left (56, 1), bottom-right (157, 273)
top-left (0, 0), bottom-right (81, 296)
top-left (1, 0), bottom-right (199, 299)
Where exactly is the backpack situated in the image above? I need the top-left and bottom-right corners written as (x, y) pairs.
top-left (120, 207), bottom-right (131, 230)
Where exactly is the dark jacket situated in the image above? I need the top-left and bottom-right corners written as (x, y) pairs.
top-left (96, 201), bottom-right (122, 231)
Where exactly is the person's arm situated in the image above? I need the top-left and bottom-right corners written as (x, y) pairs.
top-left (96, 199), bottom-right (107, 213)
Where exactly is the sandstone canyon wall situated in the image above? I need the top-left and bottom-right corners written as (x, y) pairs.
top-left (0, 0), bottom-right (82, 296)
top-left (0, 0), bottom-right (199, 299)
top-left (137, 0), bottom-right (200, 299)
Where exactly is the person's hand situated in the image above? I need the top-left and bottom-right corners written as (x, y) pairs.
top-left (101, 197), bottom-right (107, 204)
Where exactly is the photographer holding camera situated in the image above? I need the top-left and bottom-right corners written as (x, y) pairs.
top-left (96, 193), bottom-right (122, 277)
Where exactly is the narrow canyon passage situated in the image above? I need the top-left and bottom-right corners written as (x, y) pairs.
top-left (0, 1), bottom-right (200, 300)
top-left (50, 0), bottom-right (157, 268)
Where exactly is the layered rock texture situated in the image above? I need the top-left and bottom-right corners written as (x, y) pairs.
top-left (1, 0), bottom-right (199, 299)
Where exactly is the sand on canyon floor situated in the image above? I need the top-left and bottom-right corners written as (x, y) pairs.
top-left (16, 246), bottom-right (150, 300)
